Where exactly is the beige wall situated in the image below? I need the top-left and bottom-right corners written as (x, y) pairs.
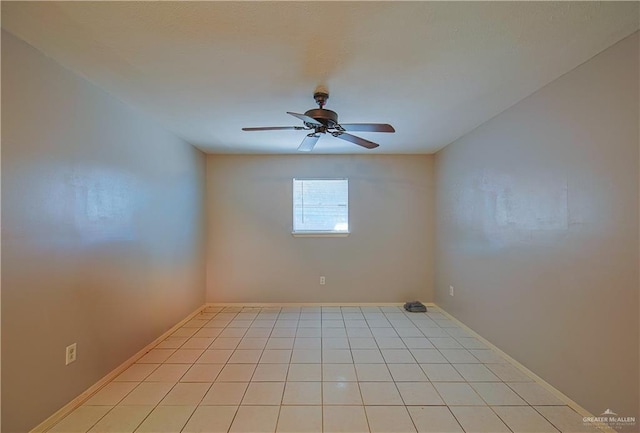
top-left (434, 32), bottom-right (639, 419)
top-left (206, 154), bottom-right (434, 303)
top-left (1, 31), bottom-right (206, 432)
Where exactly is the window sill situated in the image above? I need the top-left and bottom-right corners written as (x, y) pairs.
top-left (292, 232), bottom-right (350, 238)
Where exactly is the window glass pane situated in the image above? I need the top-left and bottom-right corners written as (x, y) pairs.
top-left (293, 179), bottom-right (349, 232)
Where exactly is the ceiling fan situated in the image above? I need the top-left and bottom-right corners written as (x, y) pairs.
top-left (242, 90), bottom-right (395, 152)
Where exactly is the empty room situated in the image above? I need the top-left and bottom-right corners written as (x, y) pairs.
top-left (1, 2), bottom-right (638, 433)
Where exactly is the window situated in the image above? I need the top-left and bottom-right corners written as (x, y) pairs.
top-left (293, 178), bottom-right (349, 236)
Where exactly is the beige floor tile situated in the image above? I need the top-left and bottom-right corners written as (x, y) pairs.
top-left (261, 349), bottom-right (293, 364)
top-left (242, 381), bottom-right (285, 405)
top-left (381, 349), bottom-right (416, 363)
top-left (360, 382), bottom-right (404, 405)
top-left (245, 328), bottom-right (272, 338)
top-left (486, 363), bottom-right (533, 381)
top-left (323, 328), bottom-right (348, 338)
top-left (165, 348), bottom-right (205, 364)
top-left (493, 406), bottom-right (559, 432)
top-left (468, 349), bottom-right (508, 364)
top-left (432, 383), bottom-right (485, 406)
top-left (351, 349), bottom-right (385, 364)
top-left (439, 349), bottom-right (480, 363)
top-left (347, 328), bottom-right (374, 338)
top-left (344, 320), bottom-right (369, 328)
top-left (219, 328), bottom-right (247, 338)
top-left (323, 382), bottom-right (363, 405)
top-left (119, 382), bottom-right (174, 405)
top-left (349, 338), bottom-right (378, 349)
top-left (156, 337), bottom-right (188, 349)
top-left (88, 406), bottom-right (153, 433)
top-left (428, 337), bottom-right (463, 349)
top-left (296, 327), bottom-right (322, 337)
top-left (387, 364), bottom-right (429, 382)
top-left (182, 405), bottom-right (238, 433)
top-left (287, 363), bottom-right (322, 381)
top-left (84, 382), bottom-right (139, 405)
top-left (276, 405), bottom-right (322, 432)
top-left (181, 364), bottom-right (224, 382)
top-left (252, 363), bottom-right (289, 381)
top-left (420, 363), bottom-right (464, 382)
top-left (228, 349), bottom-right (263, 364)
top-left (401, 337), bottom-right (434, 349)
top-left (323, 364), bottom-right (357, 381)
top-left (145, 364), bottom-right (190, 382)
top-left (396, 382), bottom-right (444, 406)
top-left (229, 405), bottom-right (280, 433)
top-left (323, 349), bottom-right (354, 363)
top-left (194, 328), bottom-right (223, 338)
top-left (508, 383), bottom-right (565, 405)
top-left (471, 382), bottom-right (528, 405)
top-left (396, 328), bottom-right (423, 338)
top-left (452, 363), bottom-right (500, 382)
top-left (266, 338), bottom-right (295, 349)
top-left (409, 349), bottom-right (448, 363)
top-left (444, 328), bottom-right (472, 338)
top-left (354, 364), bottom-right (393, 381)
top-left (455, 337), bottom-right (487, 349)
top-left (134, 405), bottom-right (195, 432)
top-left (419, 328), bottom-right (449, 338)
top-left (49, 406), bottom-right (111, 432)
top-left (408, 406), bottom-right (463, 432)
top-left (365, 406), bottom-right (417, 433)
top-left (201, 382), bottom-right (248, 405)
top-left (269, 327), bottom-right (298, 338)
top-left (160, 382), bottom-right (211, 405)
top-left (323, 406), bottom-right (370, 433)
top-left (282, 381), bottom-right (322, 405)
top-left (196, 349), bottom-right (233, 364)
top-left (323, 337), bottom-right (350, 349)
top-left (294, 337), bottom-right (322, 349)
top-left (114, 364), bottom-right (159, 382)
top-left (450, 406), bottom-right (510, 432)
top-left (210, 337), bottom-right (241, 349)
top-left (375, 337), bottom-right (406, 349)
top-left (535, 405), bottom-right (601, 432)
top-left (237, 337), bottom-right (268, 349)
top-left (291, 349), bottom-right (322, 363)
top-left (216, 363), bottom-right (256, 381)
top-left (181, 337), bottom-right (215, 349)
top-left (137, 349), bottom-right (175, 364)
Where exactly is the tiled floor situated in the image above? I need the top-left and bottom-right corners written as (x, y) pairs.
top-left (48, 306), bottom-right (601, 433)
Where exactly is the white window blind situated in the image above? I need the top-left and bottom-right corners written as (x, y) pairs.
top-left (293, 179), bottom-right (349, 234)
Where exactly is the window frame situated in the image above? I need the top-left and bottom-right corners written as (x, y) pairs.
top-left (291, 177), bottom-right (350, 237)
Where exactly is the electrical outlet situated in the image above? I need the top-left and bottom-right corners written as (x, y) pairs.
top-left (320, 276), bottom-right (326, 285)
top-left (66, 343), bottom-right (77, 365)
top-left (449, 285), bottom-right (454, 296)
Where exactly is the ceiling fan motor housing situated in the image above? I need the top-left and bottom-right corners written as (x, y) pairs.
top-left (304, 108), bottom-right (338, 127)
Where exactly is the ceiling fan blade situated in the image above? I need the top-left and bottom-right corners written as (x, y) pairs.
top-left (242, 126), bottom-right (304, 131)
top-left (298, 134), bottom-right (320, 152)
top-left (334, 132), bottom-right (380, 149)
top-left (287, 112), bottom-right (322, 126)
top-left (338, 123), bottom-right (395, 133)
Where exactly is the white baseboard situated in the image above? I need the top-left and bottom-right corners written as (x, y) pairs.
top-left (205, 302), bottom-right (435, 307)
top-left (432, 304), bottom-right (615, 433)
top-left (30, 305), bottom-right (207, 433)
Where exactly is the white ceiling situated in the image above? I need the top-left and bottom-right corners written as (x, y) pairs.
top-left (2, 2), bottom-right (638, 154)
